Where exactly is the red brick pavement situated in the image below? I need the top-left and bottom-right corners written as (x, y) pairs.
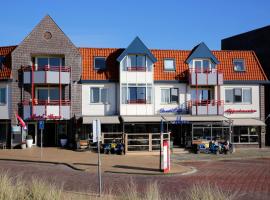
top-left (0, 158), bottom-right (269, 200)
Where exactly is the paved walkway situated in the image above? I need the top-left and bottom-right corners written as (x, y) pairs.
top-left (0, 147), bottom-right (190, 175)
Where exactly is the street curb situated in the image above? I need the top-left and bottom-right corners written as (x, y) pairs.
top-left (0, 158), bottom-right (85, 171)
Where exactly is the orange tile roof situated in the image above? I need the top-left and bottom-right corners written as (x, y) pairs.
top-left (0, 46), bottom-right (17, 80)
top-left (80, 48), bottom-right (123, 81)
top-left (80, 48), bottom-right (267, 81)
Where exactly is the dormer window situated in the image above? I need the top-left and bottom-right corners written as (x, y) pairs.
top-left (193, 59), bottom-right (212, 72)
top-left (164, 59), bottom-right (175, 71)
top-left (122, 55), bottom-right (153, 71)
top-left (94, 57), bottom-right (106, 70)
top-left (0, 56), bottom-right (5, 69)
top-left (233, 59), bottom-right (245, 72)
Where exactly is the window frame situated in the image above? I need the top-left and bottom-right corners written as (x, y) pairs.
top-left (161, 88), bottom-right (179, 104)
top-left (90, 87), bottom-right (108, 104)
top-left (0, 87), bottom-right (6, 105)
top-left (94, 57), bottom-right (106, 70)
top-left (34, 56), bottom-right (64, 70)
top-left (121, 83), bottom-right (152, 104)
top-left (35, 87), bottom-right (61, 102)
top-left (164, 58), bottom-right (176, 71)
top-left (224, 88), bottom-right (252, 104)
top-left (192, 59), bottom-right (212, 72)
top-left (233, 59), bottom-right (246, 72)
top-left (232, 126), bottom-right (259, 144)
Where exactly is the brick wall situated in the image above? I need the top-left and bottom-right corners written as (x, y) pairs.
top-left (11, 15), bottom-right (82, 126)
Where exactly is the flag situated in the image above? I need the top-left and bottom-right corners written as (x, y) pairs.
top-left (16, 113), bottom-right (27, 130)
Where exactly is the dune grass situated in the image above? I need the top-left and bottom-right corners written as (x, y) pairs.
top-left (0, 171), bottom-right (237, 200)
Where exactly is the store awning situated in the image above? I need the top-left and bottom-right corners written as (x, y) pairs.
top-left (82, 116), bottom-right (120, 124)
top-left (121, 116), bottom-right (162, 123)
top-left (232, 118), bottom-right (266, 126)
top-left (163, 115), bottom-right (228, 122)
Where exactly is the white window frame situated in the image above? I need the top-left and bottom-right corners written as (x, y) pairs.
top-left (0, 87), bottom-right (6, 105)
top-left (164, 59), bottom-right (175, 71)
top-left (90, 87), bottom-right (109, 104)
top-left (192, 59), bottom-right (212, 72)
top-left (224, 87), bottom-right (252, 104)
top-left (161, 88), bottom-right (179, 104)
top-left (233, 59), bottom-right (245, 72)
top-left (94, 57), bottom-right (106, 70)
top-left (121, 83), bottom-right (152, 104)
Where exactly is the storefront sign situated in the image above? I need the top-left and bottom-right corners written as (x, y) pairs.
top-left (160, 107), bottom-right (185, 114)
top-left (31, 114), bottom-right (62, 120)
top-left (162, 140), bottom-right (170, 173)
top-left (225, 109), bottom-right (256, 114)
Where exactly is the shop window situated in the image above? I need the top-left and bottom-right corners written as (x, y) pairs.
top-left (232, 126), bottom-right (259, 144)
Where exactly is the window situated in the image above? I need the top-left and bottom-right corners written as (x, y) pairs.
top-left (0, 56), bottom-right (5, 69)
top-left (192, 59), bottom-right (211, 72)
top-left (121, 84), bottom-right (152, 104)
top-left (233, 126), bottom-right (259, 144)
top-left (0, 88), bottom-right (6, 104)
top-left (225, 88), bottom-right (251, 104)
top-left (94, 57), bottom-right (106, 70)
top-left (191, 89), bottom-right (212, 101)
top-left (233, 59), bottom-right (245, 71)
top-left (122, 55), bottom-right (152, 71)
top-left (90, 87), bottom-right (108, 104)
top-left (35, 57), bottom-right (64, 69)
top-left (36, 87), bottom-right (61, 101)
top-left (161, 88), bottom-right (179, 104)
top-left (164, 59), bottom-right (175, 71)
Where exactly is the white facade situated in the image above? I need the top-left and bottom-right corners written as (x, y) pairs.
top-left (82, 83), bottom-right (118, 116)
top-left (220, 84), bottom-right (260, 119)
top-left (0, 83), bottom-right (10, 119)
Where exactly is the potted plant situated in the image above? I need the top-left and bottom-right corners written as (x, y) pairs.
top-left (59, 134), bottom-right (68, 147)
top-left (26, 135), bottom-right (33, 148)
top-left (21, 141), bottom-right (26, 149)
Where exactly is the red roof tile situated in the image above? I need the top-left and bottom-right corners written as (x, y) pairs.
top-left (0, 46), bottom-right (17, 80)
top-left (80, 48), bottom-right (267, 81)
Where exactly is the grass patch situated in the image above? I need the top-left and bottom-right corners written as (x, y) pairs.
top-left (0, 171), bottom-right (238, 200)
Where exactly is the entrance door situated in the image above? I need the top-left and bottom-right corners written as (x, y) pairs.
top-left (43, 123), bottom-right (56, 147)
top-left (27, 123), bottom-right (37, 145)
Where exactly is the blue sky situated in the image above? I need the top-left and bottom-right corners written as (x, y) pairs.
top-left (0, 0), bottom-right (269, 50)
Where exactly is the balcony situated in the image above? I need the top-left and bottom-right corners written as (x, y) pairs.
top-left (188, 100), bottom-right (224, 115)
top-left (22, 66), bottom-right (70, 84)
top-left (22, 100), bottom-right (70, 120)
top-left (189, 69), bottom-right (223, 86)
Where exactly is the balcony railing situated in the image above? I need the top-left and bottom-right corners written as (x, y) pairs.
top-left (126, 66), bottom-right (146, 71)
top-left (22, 65), bottom-right (71, 84)
top-left (188, 100), bottom-right (224, 115)
top-left (22, 99), bottom-right (70, 120)
top-left (189, 68), bottom-right (223, 85)
top-left (127, 99), bottom-right (147, 104)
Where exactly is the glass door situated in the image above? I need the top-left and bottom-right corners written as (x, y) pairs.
top-left (27, 123), bottom-right (37, 145)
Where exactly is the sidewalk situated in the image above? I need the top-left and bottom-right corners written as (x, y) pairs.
top-left (0, 147), bottom-right (191, 175)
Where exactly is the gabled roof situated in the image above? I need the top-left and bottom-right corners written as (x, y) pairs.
top-left (117, 37), bottom-right (157, 63)
top-left (185, 42), bottom-right (219, 64)
top-left (0, 46), bottom-right (17, 80)
top-left (80, 47), bottom-right (267, 82)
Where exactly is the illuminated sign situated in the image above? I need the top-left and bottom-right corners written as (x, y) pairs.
top-left (31, 114), bottom-right (62, 120)
top-left (225, 109), bottom-right (256, 114)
